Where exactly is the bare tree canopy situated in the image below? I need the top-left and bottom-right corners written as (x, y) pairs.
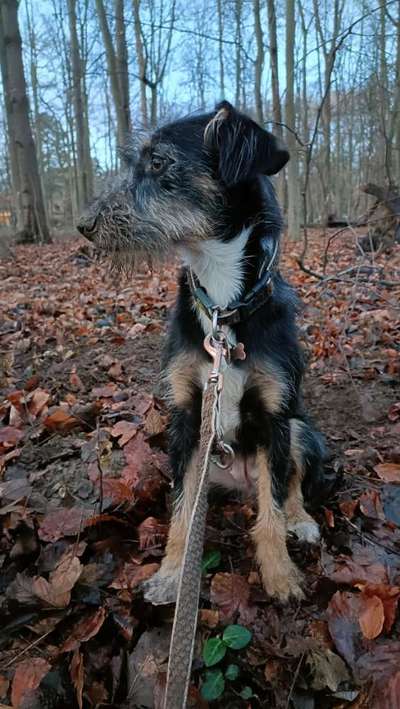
top-left (0, 0), bottom-right (399, 240)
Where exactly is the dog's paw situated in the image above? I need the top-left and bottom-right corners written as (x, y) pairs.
top-left (287, 519), bottom-right (320, 544)
top-left (142, 568), bottom-right (180, 605)
top-left (260, 557), bottom-right (304, 603)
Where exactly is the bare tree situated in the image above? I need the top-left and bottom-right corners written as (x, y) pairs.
top-left (253, 0), bottom-right (264, 125)
top-left (96, 0), bottom-right (131, 150)
top-left (67, 0), bottom-right (93, 211)
top-left (285, 0), bottom-right (300, 240)
top-left (132, 0), bottom-right (176, 128)
top-left (0, 0), bottom-right (50, 243)
top-left (266, 0), bottom-right (282, 138)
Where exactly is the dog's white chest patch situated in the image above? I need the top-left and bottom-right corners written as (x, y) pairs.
top-left (180, 227), bottom-right (252, 335)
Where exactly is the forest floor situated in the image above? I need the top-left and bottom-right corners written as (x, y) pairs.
top-left (0, 229), bottom-right (400, 709)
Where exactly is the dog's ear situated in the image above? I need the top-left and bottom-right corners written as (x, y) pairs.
top-left (204, 100), bottom-right (289, 186)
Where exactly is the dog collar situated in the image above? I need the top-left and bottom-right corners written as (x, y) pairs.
top-left (187, 236), bottom-right (278, 327)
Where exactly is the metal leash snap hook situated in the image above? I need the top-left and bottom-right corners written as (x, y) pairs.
top-left (214, 442), bottom-right (235, 469)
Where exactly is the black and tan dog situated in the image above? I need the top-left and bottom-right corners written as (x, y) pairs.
top-left (78, 101), bottom-right (325, 603)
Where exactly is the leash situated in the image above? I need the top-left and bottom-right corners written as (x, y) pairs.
top-left (164, 319), bottom-right (235, 709)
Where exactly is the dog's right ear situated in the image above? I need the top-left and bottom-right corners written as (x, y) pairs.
top-left (204, 100), bottom-right (289, 186)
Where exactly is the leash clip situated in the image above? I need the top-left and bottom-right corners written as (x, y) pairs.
top-left (203, 331), bottom-right (228, 390)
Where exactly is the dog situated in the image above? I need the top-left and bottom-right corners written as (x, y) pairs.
top-left (77, 101), bottom-right (325, 603)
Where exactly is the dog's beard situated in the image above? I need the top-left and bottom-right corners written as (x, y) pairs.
top-left (95, 196), bottom-right (218, 274)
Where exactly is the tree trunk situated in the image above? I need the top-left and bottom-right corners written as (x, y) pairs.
top-left (234, 0), bottom-right (242, 108)
top-left (115, 0), bottom-right (131, 136)
top-left (96, 0), bottom-right (130, 150)
top-left (253, 0), bottom-right (264, 125)
top-left (132, 0), bottom-right (148, 127)
top-left (0, 0), bottom-right (50, 243)
top-left (285, 0), bottom-right (300, 241)
top-left (67, 0), bottom-right (92, 211)
top-left (216, 0), bottom-right (225, 97)
top-left (266, 0), bottom-right (282, 137)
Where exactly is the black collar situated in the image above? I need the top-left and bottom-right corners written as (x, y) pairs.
top-left (187, 235), bottom-right (279, 327)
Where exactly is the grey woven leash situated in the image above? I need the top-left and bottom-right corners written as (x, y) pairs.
top-left (164, 334), bottom-right (228, 709)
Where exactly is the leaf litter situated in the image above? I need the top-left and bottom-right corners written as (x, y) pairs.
top-left (0, 232), bottom-right (399, 707)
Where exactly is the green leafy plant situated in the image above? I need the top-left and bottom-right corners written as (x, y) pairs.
top-left (201, 624), bottom-right (253, 701)
top-left (202, 549), bottom-right (222, 573)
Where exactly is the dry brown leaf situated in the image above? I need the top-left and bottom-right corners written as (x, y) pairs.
top-left (33, 556), bottom-right (82, 607)
top-left (11, 658), bottom-right (51, 708)
top-left (144, 405), bottom-right (166, 437)
top-left (138, 517), bottom-right (168, 551)
top-left (199, 609), bottom-right (220, 628)
top-left (38, 507), bottom-right (93, 542)
top-left (110, 562), bottom-right (159, 590)
top-left (70, 649), bottom-right (84, 709)
top-left (110, 420), bottom-right (138, 446)
top-left (42, 407), bottom-right (79, 432)
top-left (374, 462), bottom-right (400, 483)
top-left (210, 572), bottom-right (255, 623)
top-left (61, 606), bottom-right (107, 653)
top-left (358, 595), bottom-right (385, 640)
top-left (28, 388), bottom-right (51, 418)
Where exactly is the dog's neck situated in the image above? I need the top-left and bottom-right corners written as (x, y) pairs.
top-left (180, 226), bottom-right (252, 310)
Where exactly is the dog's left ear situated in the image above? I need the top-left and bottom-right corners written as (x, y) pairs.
top-left (204, 100), bottom-right (289, 186)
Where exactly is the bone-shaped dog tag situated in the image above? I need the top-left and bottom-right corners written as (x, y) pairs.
top-left (232, 342), bottom-right (246, 360)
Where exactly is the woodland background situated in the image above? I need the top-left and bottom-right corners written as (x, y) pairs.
top-left (1, 1), bottom-right (400, 709)
top-left (0, 0), bottom-right (400, 243)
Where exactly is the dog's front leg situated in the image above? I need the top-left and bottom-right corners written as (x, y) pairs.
top-left (143, 406), bottom-right (200, 605)
top-left (251, 434), bottom-right (304, 602)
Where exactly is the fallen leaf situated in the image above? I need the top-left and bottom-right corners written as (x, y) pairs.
top-left (307, 648), bottom-right (350, 691)
top-left (70, 649), bottom-right (84, 709)
top-left (144, 405), bottom-right (166, 437)
top-left (28, 388), bottom-right (50, 417)
top-left (138, 517), bottom-right (168, 551)
top-left (355, 583), bottom-right (400, 632)
top-left (327, 591), bottom-right (366, 668)
top-left (0, 426), bottom-right (24, 449)
top-left (69, 370), bottom-right (84, 392)
top-left (374, 462), bottom-right (400, 483)
top-left (38, 507), bottom-right (93, 542)
top-left (358, 594), bottom-right (385, 640)
top-left (11, 658), bottom-right (51, 708)
top-left (110, 562), bottom-right (159, 590)
top-left (210, 573), bottom-right (255, 624)
top-left (61, 607), bottom-right (107, 653)
top-left (200, 609), bottom-right (220, 628)
top-left (359, 490), bottom-right (385, 520)
top-left (33, 556), bottom-right (82, 607)
top-left (43, 408), bottom-right (79, 432)
top-left (110, 420), bottom-right (138, 446)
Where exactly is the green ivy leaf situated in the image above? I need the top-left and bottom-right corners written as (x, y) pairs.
top-left (222, 624), bottom-right (252, 650)
top-left (225, 663), bottom-right (240, 681)
top-left (202, 549), bottom-right (222, 573)
top-left (201, 669), bottom-right (225, 701)
top-left (240, 686), bottom-right (253, 699)
top-left (203, 636), bottom-right (227, 667)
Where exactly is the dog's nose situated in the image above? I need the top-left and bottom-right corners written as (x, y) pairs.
top-left (77, 214), bottom-right (98, 240)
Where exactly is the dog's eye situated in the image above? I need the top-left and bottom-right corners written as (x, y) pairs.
top-left (150, 155), bottom-right (166, 173)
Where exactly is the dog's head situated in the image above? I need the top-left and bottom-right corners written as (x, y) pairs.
top-left (77, 101), bottom-right (289, 267)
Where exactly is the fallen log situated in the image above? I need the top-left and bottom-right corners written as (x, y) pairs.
top-left (358, 182), bottom-right (400, 251)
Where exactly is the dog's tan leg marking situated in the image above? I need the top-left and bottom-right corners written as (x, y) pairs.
top-left (166, 352), bottom-right (201, 409)
top-left (142, 451), bottom-right (199, 604)
top-left (251, 449), bottom-right (304, 601)
top-left (285, 420), bottom-right (320, 543)
top-left (247, 360), bottom-right (288, 415)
